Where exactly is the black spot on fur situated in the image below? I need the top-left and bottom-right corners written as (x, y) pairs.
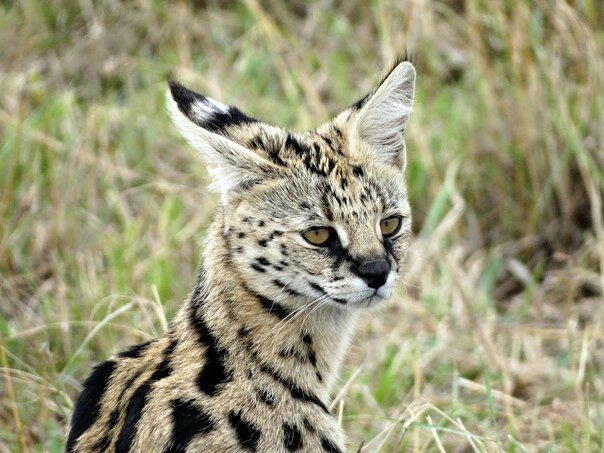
top-left (93, 410), bottom-right (119, 450)
top-left (273, 279), bottom-right (301, 297)
top-left (310, 282), bottom-right (346, 305)
top-left (251, 263), bottom-right (266, 273)
top-left (66, 360), bottom-right (116, 452)
top-left (300, 334), bottom-right (318, 368)
top-left (313, 140), bottom-right (336, 175)
top-left (229, 411), bottom-right (262, 451)
top-left (300, 144), bottom-right (329, 177)
top-left (278, 345), bottom-right (307, 362)
top-left (283, 423), bottom-right (303, 451)
top-left (303, 417), bottom-right (315, 433)
top-left (92, 435), bottom-right (111, 451)
top-left (117, 340), bottom-right (152, 359)
top-left (189, 306), bottom-right (233, 396)
top-left (248, 134), bottom-right (264, 150)
top-left (117, 373), bottom-right (138, 403)
top-left (258, 239), bottom-right (268, 247)
top-left (319, 133), bottom-right (344, 156)
top-left (165, 399), bottom-right (215, 453)
top-left (149, 356), bottom-right (173, 381)
top-left (257, 387), bottom-right (276, 406)
top-left (238, 326), bottom-right (252, 338)
top-left (258, 362), bottom-right (328, 413)
top-left (256, 257), bottom-right (270, 266)
top-left (115, 339), bottom-right (176, 451)
top-left (267, 146), bottom-right (286, 166)
top-left (258, 220), bottom-right (265, 227)
top-left (321, 193), bottom-right (334, 222)
top-left (308, 349), bottom-right (317, 367)
top-left (144, 337), bottom-right (176, 382)
top-left (237, 337), bottom-right (328, 413)
top-left (271, 230), bottom-right (283, 238)
top-left (320, 436), bottom-right (343, 453)
top-left (108, 408), bottom-right (120, 428)
top-left (238, 232), bottom-right (246, 239)
top-left (285, 133), bottom-right (310, 157)
top-left (115, 381), bottom-right (152, 451)
top-left (352, 165), bottom-right (364, 177)
top-left (258, 295), bottom-right (291, 320)
top-left (197, 345), bottom-right (231, 396)
top-left (250, 134), bottom-right (286, 166)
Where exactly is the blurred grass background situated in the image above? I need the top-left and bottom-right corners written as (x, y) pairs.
top-left (1, 0), bottom-right (603, 451)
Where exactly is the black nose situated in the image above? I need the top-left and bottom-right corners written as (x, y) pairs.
top-left (351, 258), bottom-right (390, 289)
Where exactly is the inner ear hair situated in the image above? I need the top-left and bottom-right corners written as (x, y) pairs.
top-left (353, 61), bottom-right (415, 169)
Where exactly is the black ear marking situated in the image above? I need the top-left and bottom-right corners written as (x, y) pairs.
top-left (168, 80), bottom-right (258, 134)
top-left (169, 80), bottom-right (201, 117)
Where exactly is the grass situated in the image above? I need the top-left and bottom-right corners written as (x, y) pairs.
top-left (1, 0), bottom-right (603, 451)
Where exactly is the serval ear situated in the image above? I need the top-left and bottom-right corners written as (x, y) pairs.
top-left (351, 60), bottom-right (415, 170)
top-left (167, 81), bottom-right (282, 199)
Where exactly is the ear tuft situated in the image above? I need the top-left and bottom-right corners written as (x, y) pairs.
top-left (353, 61), bottom-right (416, 169)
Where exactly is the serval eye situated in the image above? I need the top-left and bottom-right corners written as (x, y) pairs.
top-left (302, 227), bottom-right (332, 246)
top-left (380, 216), bottom-right (402, 237)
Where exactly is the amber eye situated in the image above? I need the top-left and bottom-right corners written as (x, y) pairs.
top-left (302, 227), bottom-right (332, 246)
top-left (380, 216), bottom-right (402, 237)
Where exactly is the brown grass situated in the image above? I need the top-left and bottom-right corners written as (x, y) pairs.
top-left (0, 0), bottom-right (602, 450)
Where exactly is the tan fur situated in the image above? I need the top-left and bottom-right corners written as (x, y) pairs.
top-left (67, 60), bottom-right (416, 453)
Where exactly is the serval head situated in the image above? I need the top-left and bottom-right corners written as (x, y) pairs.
top-left (167, 60), bottom-right (415, 312)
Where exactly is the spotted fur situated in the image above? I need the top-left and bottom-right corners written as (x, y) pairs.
top-left (66, 59), bottom-right (416, 452)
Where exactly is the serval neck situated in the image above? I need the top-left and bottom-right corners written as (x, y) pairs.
top-left (177, 208), bottom-right (359, 395)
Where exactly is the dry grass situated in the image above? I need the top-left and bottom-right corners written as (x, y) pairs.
top-left (1, 0), bottom-right (603, 451)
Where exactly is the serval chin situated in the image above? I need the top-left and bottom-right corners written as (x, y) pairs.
top-left (66, 58), bottom-right (416, 452)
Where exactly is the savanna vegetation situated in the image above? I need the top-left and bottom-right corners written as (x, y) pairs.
top-left (1, 0), bottom-right (603, 451)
